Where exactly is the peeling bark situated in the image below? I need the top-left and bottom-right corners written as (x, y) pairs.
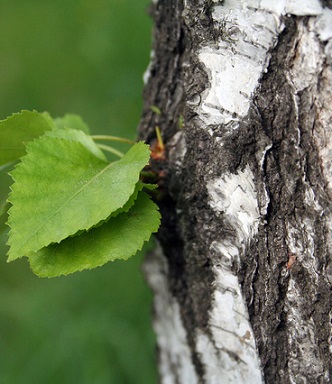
top-left (139, 1), bottom-right (332, 383)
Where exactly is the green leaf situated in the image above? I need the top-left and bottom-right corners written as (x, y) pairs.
top-left (54, 114), bottom-right (90, 133)
top-left (81, 181), bottom-right (157, 235)
top-left (41, 111), bottom-right (58, 130)
top-left (0, 110), bottom-right (53, 166)
top-left (28, 192), bottom-right (160, 277)
top-left (72, 180), bottom-right (145, 236)
top-left (44, 128), bottom-right (106, 161)
top-left (7, 138), bottom-right (151, 261)
top-left (103, 181), bottom-right (145, 219)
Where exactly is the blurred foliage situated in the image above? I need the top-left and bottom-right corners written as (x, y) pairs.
top-left (0, 0), bottom-right (157, 383)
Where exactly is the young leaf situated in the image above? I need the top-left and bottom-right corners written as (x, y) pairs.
top-left (7, 137), bottom-right (151, 261)
top-left (44, 128), bottom-right (106, 161)
top-left (27, 192), bottom-right (160, 277)
top-left (54, 114), bottom-right (90, 133)
top-left (40, 111), bottom-right (58, 130)
top-left (0, 110), bottom-right (53, 166)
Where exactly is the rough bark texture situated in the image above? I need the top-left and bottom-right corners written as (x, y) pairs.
top-left (139, 1), bottom-right (332, 383)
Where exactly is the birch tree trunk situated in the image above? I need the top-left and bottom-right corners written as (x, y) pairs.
top-left (139, 1), bottom-right (332, 382)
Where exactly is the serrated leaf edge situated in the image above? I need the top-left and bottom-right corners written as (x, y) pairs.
top-left (6, 139), bottom-right (150, 260)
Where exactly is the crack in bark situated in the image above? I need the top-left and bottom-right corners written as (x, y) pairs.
top-left (251, 15), bottom-right (332, 383)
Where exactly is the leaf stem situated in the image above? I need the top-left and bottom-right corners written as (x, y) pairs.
top-left (91, 135), bottom-right (135, 145)
top-left (155, 126), bottom-right (164, 150)
top-left (96, 144), bottom-right (124, 158)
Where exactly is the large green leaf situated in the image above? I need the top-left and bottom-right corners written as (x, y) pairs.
top-left (28, 192), bottom-right (160, 277)
top-left (0, 110), bottom-right (54, 166)
top-left (7, 136), bottom-right (150, 261)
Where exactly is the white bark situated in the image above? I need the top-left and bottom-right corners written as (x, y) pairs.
top-left (143, 245), bottom-right (199, 384)
top-left (140, 0), bottom-right (332, 382)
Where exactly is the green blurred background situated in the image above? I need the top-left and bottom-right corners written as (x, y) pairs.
top-left (0, 1), bottom-right (157, 383)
